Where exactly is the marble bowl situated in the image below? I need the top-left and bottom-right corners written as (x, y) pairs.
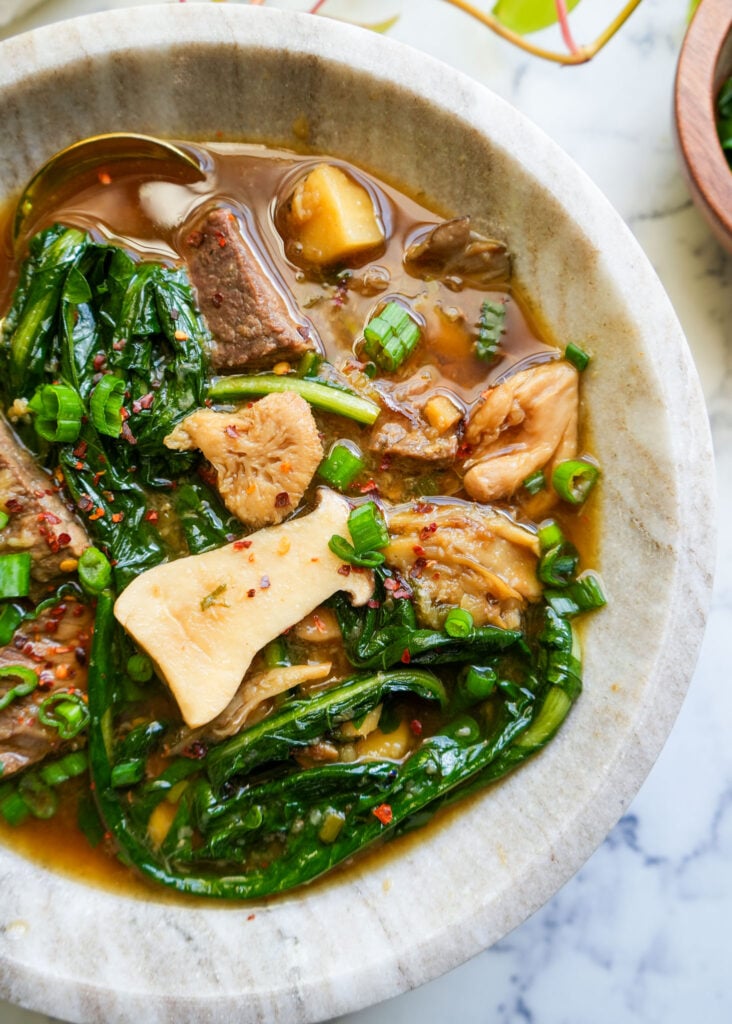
top-left (675, 0), bottom-right (732, 251)
top-left (0, 6), bottom-right (715, 1023)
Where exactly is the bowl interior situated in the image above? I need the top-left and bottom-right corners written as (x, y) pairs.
top-left (0, 6), bottom-right (715, 1024)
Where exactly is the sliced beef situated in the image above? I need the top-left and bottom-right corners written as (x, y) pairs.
top-left (0, 415), bottom-right (87, 589)
top-left (182, 207), bottom-right (316, 371)
top-left (0, 599), bottom-right (92, 777)
top-left (404, 216), bottom-right (511, 289)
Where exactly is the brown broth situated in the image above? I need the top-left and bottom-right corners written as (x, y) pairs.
top-left (0, 140), bottom-right (598, 899)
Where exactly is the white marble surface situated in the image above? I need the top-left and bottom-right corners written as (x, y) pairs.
top-left (0, 0), bottom-right (727, 1022)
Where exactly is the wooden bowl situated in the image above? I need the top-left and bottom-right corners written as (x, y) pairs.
top-left (675, 0), bottom-right (732, 249)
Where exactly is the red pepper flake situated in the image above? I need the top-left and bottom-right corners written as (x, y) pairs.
top-left (260, 575), bottom-right (271, 589)
top-left (410, 557), bottom-right (427, 579)
top-left (211, 292), bottom-right (224, 309)
top-left (111, 513), bottom-right (124, 524)
top-left (215, 232), bottom-right (227, 248)
top-left (97, 170), bottom-right (112, 185)
top-left (57, 532), bottom-right (71, 547)
top-left (359, 479), bottom-right (378, 494)
top-left (392, 588), bottom-right (413, 600)
top-left (383, 578), bottom-right (398, 592)
top-left (92, 353), bottom-right (106, 372)
top-left (182, 741), bottom-right (208, 760)
top-left (233, 539), bottom-right (252, 550)
top-left (132, 392), bottom-right (155, 414)
top-left (38, 669), bottom-right (55, 691)
top-left (5, 498), bottom-right (23, 513)
top-left (121, 422), bottom-right (137, 446)
top-left (409, 718), bottom-right (423, 737)
top-left (73, 440), bottom-right (88, 459)
top-left (412, 544), bottom-right (426, 556)
top-left (367, 598), bottom-right (381, 609)
top-left (456, 442), bottom-right (473, 460)
top-left (247, 588), bottom-right (256, 598)
top-left (112, 338), bottom-right (127, 352)
top-left (144, 509), bottom-right (159, 524)
top-left (400, 648), bottom-right (411, 664)
top-left (247, 913), bottom-right (256, 922)
top-left (37, 511), bottom-right (62, 525)
top-left (77, 496), bottom-right (94, 513)
top-left (89, 507), bottom-right (105, 521)
top-left (419, 522), bottom-right (438, 541)
top-left (174, 330), bottom-right (189, 342)
top-left (102, 491), bottom-right (116, 504)
top-left (337, 564), bottom-right (351, 577)
top-left (73, 460), bottom-right (84, 471)
top-left (274, 492), bottom-right (290, 509)
top-left (44, 620), bottom-right (59, 635)
top-left (372, 803), bottom-right (393, 826)
top-left (414, 502), bottom-right (435, 515)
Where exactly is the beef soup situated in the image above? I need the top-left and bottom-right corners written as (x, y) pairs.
top-left (0, 140), bottom-right (603, 898)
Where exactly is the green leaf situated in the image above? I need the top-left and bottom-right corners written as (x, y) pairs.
top-left (492, 0), bottom-right (582, 35)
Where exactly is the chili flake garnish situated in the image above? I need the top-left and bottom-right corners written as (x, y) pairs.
top-left (89, 507), bottom-right (105, 521)
top-left (400, 648), bottom-right (411, 664)
top-left (247, 588), bottom-right (256, 598)
top-left (274, 491), bottom-right (290, 509)
top-left (409, 719), bottom-right (423, 737)
top-left (372, 803), bottom-right (393, 826)
top-left (144, 510), bottom-right (159, 524)
top-left (233, 539), bottom-right (252, 550)
top-left (337, 564), bottom-right (351, 577)
top-left (419, 522), bottom-right (438, 541)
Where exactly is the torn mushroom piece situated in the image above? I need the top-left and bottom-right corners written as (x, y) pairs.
top-left (462, 360), bottom-right (579, 504)
top-left (281, 163), bottom-right (386, 268)
top-left (114, 489), bottom-right (374, 729)
top-left (164, 391), bottom-right (323, 529)
top-left (181, 206), bottom-right (315, 371)
top-left (384, 502), bottom-right (541, 631)
top-left (178, 662), bottom-right (333, 748)
top-left (404, 216), bottom-right (511, 289)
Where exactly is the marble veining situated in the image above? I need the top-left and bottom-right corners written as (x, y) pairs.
top-left (0, 1), bottom-right (727, 1022)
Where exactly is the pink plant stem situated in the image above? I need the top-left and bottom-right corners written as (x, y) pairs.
top-left (554, 0), bottom-right (579, 54)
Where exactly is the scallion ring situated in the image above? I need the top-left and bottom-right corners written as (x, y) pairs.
top-left (90, 374), bottom-right (126, 437)
top-left (29, 383), bottom-right (83, 443)
top-left (552, 459), bottom-right (600, 505)
top-left (0, 665), bottom-right (39, 711)
top-left (347, 502), bottom-right (389, 554)
top-left (77, 546), bottom-right (112, 595)
top-left (38, 690), bottom-right (89, 740)
top-left (443, 607), bottom-right (475, 638)
top-left (328, 535), bottom-right (385, 568)
top-left (318, 442), bottom-right (364, 490)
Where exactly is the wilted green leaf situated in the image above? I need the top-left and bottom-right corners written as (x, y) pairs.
top-left (492, 0), bottom-right (582, 36)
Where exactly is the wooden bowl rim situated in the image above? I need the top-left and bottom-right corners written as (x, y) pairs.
top-left (675, 0), bottom-right (732, 240)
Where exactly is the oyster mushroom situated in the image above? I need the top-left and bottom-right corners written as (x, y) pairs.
top-left (165, 391), bottom-right (323, 528)
top-left (114, 489), bottom-right (373, 728)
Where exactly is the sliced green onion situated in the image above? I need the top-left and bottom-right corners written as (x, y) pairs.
top-left (538, 542), bottom-right (579, 587)
top-left (0, 603), bottom-right (23, 645)
top-left (77, 546), bottom-right (112, 595)
top-left (39, 750), bottom-right (88, 787)
top-left (18, 773), bottom-right (58, 819)
top-left (523, 470), bottom-right (545, 495)
top-left (328, 534), bottom-right (385, 568)
top-left (38, 691), bottom-right (89, 740)
top-left (552, 459), bottom-right (600, 504)
top-left (297, 351), bottom-right (323, 378)
top-left (318, 442), bottom-right (364, 490)
top-left (347, 502), bottom-right (389, 554)
top-left (0, 552), bottom-right (31, 600)
top-left (207, 374), bottom-right (380, 426)
top-left (565, 342), bottom-right (590, 371)
top-left (0, 665), bottom-right (39, 710)
top-left (545, 572), bottom-right (607, 617)
top-left (537, 519), bottom-right (564, 551)
top-left (29, 383), bottom-right (83, 443)
top-left (111, 759), bottom-right (146, 789)
top-left (363, 301), bottom-right (421, 371)
top-left (444, 607), bottom-right (475, 638)
top-left (475, 299), bottom-right (506, 361)
top-left (263, 637), bottom-right (291, 669)
top-left (0, 510), bottom-right (9, 530)
top-left (126, 653), bottom-right (154, 683)
top-left (464, 665), bottom-right (498, 700)
top-left (0, 788), bottom-right (29, 826)
top-left (90, 375), bottom-right (125, 437)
